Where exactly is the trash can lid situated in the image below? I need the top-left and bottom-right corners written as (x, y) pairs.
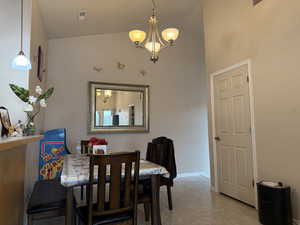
top-left (258, 181), bottom-right (289, 189)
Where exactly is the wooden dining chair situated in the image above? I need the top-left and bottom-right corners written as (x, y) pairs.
top-left (137, 181), bottom-right (152, 222)
top-left (81, 140), bottom-right (90, 154)
top-left (143, 138), bottom-right (177, 211)
top-left (76, 151), bottom-right (140, 225)
top-left (79, 140), bottom-right (92, 200)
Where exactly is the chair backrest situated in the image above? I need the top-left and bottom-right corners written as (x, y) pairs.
top-left (81, 140), bottom-right (90, 154)
top-left (39, 128), bottom-right (69, 180)
top-left (87, 151), bottom-right (140, 225)
top-left (147, 137), bottom-right (177, 180)
top-left (146, 142), bottom-right (165, 165)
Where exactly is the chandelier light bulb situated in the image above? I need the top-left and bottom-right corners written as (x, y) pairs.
top-left (162, 28), bottom-right (179, 42)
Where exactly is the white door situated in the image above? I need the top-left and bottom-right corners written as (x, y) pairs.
top-left (213, 64), bottom-right (255, 205)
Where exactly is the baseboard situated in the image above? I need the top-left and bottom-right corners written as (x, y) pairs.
top-left (177, 172), bottom-right (202, 178)
top-left (199, 172), bottom-right (210, 179)
top-left (177, 172), bottom-right (210, 179)
top-left (293, 219), bottom-right (300, 225)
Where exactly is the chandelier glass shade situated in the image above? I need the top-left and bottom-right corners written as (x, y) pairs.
top-left (129, 30), bottom-right (146, 44)
top-left (96, 90), bottom-right (112, 97)
top-left (162, 28), bottom-right (180, 42)
top-left (12, 51), bottom-right (32, 71)
top-left (129, 0), bottom-right (179, 63)
top-left (104, 90), bottom-right (112, 98)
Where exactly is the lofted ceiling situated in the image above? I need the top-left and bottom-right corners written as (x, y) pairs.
top-left (37, 0), bottom-right (202, 39)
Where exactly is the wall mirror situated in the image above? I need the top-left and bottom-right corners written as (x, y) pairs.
top-left (89, 82), bottom-right (149, 133)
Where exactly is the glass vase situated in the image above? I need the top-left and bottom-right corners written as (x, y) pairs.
top-left (24, 120), bottom-right (36, 136)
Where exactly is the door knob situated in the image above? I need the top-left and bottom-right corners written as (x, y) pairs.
top-left (215, 136), bottom-right (221, 141)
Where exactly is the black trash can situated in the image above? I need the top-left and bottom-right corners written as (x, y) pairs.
top-left (257, 181), bottom-right (292, 225)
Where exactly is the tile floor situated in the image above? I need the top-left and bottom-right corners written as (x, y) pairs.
top-left (36, 176), bottom-right (260, 225)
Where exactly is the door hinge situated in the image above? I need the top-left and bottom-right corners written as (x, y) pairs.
top-left (252, 179), bottom-right (255, 188)
top-left (214, 136), bottom-right (221, 142)
top-left (247, 76), bottom-right (250, 83)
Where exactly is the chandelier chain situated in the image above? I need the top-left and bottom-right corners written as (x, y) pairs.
top-left (151, 0), bottom-right (157, 9)
top-left (151, 0), bottom-right (157, 14)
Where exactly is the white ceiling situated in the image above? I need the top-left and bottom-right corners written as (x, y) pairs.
top-left (37, 0), bottom-right (202, 39)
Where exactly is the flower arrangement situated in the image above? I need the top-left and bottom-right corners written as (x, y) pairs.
top-left (89, 137), bottom-right (108, 155)
top-left (88, 137), bottom-right (108, 146)
top-left (9, 84), bottom-right (54, 136)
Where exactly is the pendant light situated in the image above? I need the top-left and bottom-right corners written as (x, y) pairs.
top-left (129, 0), bottom-right (180, 63)
top-left (12, 0), bottom-right (32, 71)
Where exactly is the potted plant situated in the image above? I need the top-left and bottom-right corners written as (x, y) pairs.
top-left (9, 84), bottom-right (54, 136)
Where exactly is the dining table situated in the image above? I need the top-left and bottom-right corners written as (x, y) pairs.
top-left (61, 154), bottom-right (169, 225)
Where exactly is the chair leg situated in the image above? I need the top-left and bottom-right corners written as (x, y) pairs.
top-left (27, 215), bottom-right (33, 225)
top-left (167, 184), bottom-right (173, 210)
top-left (81, 185), bottom-right (84, 200)
top-left (144, 203), bottom-right (151, 222)
top-left (74, 210), bottom-right (78, 225)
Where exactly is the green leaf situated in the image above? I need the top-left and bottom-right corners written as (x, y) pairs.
top-left (9, 84), bottom-right (29, 102)
top-left (37, 87), bottom-right (54, 101)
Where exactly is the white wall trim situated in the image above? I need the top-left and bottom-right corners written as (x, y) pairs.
top-left (209, 59), bottom-right (258, 208)
top-left (247, 59), bottom-right (259, 208)
top-left (177, 172), bottom-right (209, 179)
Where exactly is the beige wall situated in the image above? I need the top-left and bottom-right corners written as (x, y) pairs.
top-left (28, 0), bottom-right (48, 133)
top-left (203, 0), bottom-right (300, 219)
top-left (0, 0), bottom-right (32, 124)
top-left (45, 29), bottom-right (210, 175)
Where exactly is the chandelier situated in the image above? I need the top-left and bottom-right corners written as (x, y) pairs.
top-left (129, 0), bottom-right (180, 63)
top-left (96, 89), bottom-right (112, 103)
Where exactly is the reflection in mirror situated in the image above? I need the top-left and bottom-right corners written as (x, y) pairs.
top-left (95, 89), bottom-right (144, 127)
top-left (89, 82), bottom-right (149, 133)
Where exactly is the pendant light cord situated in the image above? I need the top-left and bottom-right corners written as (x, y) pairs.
top-left (20, 0), bottom-right (24, 51)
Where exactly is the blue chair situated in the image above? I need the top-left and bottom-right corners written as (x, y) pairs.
top-left (39, 128), bottom-right (70, 180)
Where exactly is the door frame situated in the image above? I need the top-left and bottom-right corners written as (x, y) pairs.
top-left (210, 59), bottom-right (258, 207)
